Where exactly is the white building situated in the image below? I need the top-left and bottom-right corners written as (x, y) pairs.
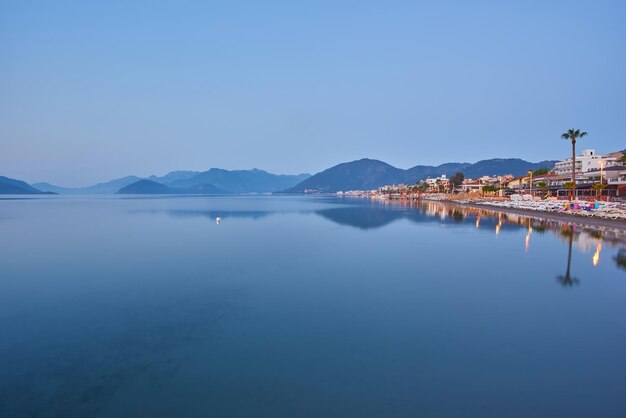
top-left (581, 165), bottom-right (626, 185)
top-left (553, 149), bottom-right (619, 177)
top-left (424, 175), bottom-right (447, 187)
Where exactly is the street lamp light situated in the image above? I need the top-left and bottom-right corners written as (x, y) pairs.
top-left (599, 160), bottom-right (605, 200)
top-left (600, 160), bottom-right (605, 184)
top-left (528, 169), bottom-right (533, 196)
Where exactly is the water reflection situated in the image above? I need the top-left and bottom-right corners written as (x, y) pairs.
top-left (496, 214), bottom-right (503, 237)
top-left (525, 221), bottom-right (533, 253)
top-left (593, 242), bottom-right (602, 267)
top-left (146, 197), bottom-right (626, 277)
top-left (3, 196), bottom-right (626, 416)
top-left (557, 228), bottom-right (580, 286)
top-left (615, 249), bottom-right (626, 271)
top-left (135, 209), bottom-right (274, 220)
top-left (322, 198), bottom-right (626, 243)
top-left (330, 198), bottom-right (626, 286)
top-left (363, 198), bottom-right (626, 287)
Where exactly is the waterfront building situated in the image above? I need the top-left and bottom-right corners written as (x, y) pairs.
top-left (531, 173), bottom-right (569, 188)
top-left (424, 175), bottom-right (448, 187)
top-left (461, 179), bottom-right (483, 193)
top-left (580, 164), bottom-right (626, 189)
top-left (553, 149), bottom-right (620, 178)
top-left (507, 176), bottom-right (527, 190)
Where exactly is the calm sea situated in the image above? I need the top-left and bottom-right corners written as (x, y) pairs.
top-left (1, 196), bottom-right (625, 417)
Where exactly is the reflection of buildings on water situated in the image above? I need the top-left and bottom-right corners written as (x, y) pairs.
top-left (573, 232), bottom-right (604, 253)
top-left (354, 196), bottom-right (626, 270)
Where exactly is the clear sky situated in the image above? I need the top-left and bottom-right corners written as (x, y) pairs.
top-left (1, 0), bottom-right (625, 187)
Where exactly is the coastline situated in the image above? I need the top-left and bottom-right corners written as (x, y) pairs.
top-left (421, 198), bottom-right (626, 231)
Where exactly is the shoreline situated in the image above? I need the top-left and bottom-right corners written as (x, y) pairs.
top-left (421, 198), bottom-right (626, 231)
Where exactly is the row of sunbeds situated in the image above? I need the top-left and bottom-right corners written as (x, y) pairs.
top-left (480, 196), bottom-right (626, 220)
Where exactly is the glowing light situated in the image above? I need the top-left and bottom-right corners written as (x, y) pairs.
top-left (593, 242), bottom-right (602, 267)
top-left (496, 216), bottom-right (502, 237)
top-left (525, 224), bottom-right (533, 253)
top-left (475, 216), bottom-right (481, 229)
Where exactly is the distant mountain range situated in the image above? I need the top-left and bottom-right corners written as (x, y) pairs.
top-left (118, 179), bottom-right (230, 195)
top-left (166, 169), bottom-right (311, 194)
top-left (2, 157), bottom-right (558, 195)
top-left (118, 179), bottom-right (180, 194)
top-left (34, 176), bottom-right (142, 194)
top-left (283, 158), bottom-right (558, 193)
top-left (32, 169), bottom-right (311, 195)
top-left (0, 176), bottom-right (54, 194)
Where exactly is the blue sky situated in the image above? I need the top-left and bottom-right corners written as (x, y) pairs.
top-left (1, 0), bottom-right (625, 186)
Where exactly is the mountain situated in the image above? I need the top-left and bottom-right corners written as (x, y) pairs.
top-left (118, 179), bottom-right (230, 195)
top-left (118, 180), bottom-right (177, 194)
top-left (0, 176), bottom-right (53, 194)
top-left (283, 158), bottom-right (558, 193)
top-left (405, 163), bottom-right (472, 182)
top-left (282, 159), bottom-right (406, 193)
top-left (34, 169), bottom-right (309, 194)
top-left (147, 171), bottom-right (200, 185)
top-left (460, 159), bottom-right (557, 179)
top-left (34, 176), bottom-right (141, 194)
top-left (169, 168), bottom-right (311, 193)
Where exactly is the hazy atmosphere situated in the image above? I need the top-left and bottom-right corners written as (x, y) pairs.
top-left (2, 0), bottom-right (625, 186)
top-left (3, 3), bottom-right (626, 418)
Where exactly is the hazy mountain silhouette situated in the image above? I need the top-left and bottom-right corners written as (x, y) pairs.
top-left (0, 176), bottom-right (54, 194)
top-left (118, 180), bottom-right (230, 195)
top-left (283, 159), bottom-right (407, 193)
top-left (147, 171), bottom-right (200, 184)
top-left (170, 168), bottom-right (310, 193)
top-left (35, 169), bottom-right (309, 195)
top-left (34, 176), bottom-right (141, 194)
top-left (118, 180), bottom-right (179, 194)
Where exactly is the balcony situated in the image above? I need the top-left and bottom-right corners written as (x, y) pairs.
top-left (608, 178), bottom-right (626, 184)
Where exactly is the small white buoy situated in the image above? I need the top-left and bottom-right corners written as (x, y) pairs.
top-left (216, 217), bottom-right (221, 224)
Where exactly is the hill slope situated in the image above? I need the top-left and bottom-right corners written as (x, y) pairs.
top-left (34, 176), bottom-right (141, 194)
top-left (118, 179), bottom-right (231, 195)
top-left (170, 168), bottom-right (310, 193)
top-left (147, 171), bottom-right (200, 185)
top-left (0, 176), bottom-right (52, 194)
top-left (35, 169), bottom-right (309, 194)
top-left (461, 159), bottom-right (556, 179)
top-left (283, 159), bottom-right (406, 193)
top-left (118, 180), bottom-right (178, 194)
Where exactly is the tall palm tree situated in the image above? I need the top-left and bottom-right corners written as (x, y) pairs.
top-left (561, 129), bottom-right (588, 199)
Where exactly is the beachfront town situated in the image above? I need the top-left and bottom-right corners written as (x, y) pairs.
top-left (337, 147), bottom-right (626, 221)
top-left (339, 148), bottom-right (626, 201)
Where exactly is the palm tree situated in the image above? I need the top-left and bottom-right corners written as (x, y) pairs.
top-left (537, 181), bottom-right (548, 197)
top-left (561, 129), bottom-right (588, 199)
top-left (435, 178), bottom-right (443, 193)
top-left (592, 182), bottom-right (607, 199)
